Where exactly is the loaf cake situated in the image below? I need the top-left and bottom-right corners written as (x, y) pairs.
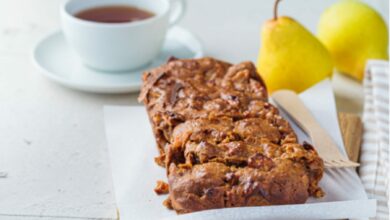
top-left (138, 57), bottom-right (324, 214)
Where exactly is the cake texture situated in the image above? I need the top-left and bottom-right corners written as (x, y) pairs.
top-left (138, 57), bottom-right (324, 214)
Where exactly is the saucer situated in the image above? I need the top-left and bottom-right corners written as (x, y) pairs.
top-left (33, 27), bottom-right (203, 93)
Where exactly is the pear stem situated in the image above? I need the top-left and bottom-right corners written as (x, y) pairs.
top-left (273, 0), bottom-right (282, 20)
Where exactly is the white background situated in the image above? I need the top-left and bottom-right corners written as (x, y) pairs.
top-left (0, 0), bottom-right (388, 219)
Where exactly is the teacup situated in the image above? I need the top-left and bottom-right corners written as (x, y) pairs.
top-left (60, 0), bottom-right (186, 72)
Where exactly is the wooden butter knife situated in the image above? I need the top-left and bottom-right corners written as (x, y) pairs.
top-left (272, 90), bottom-right (360, 168)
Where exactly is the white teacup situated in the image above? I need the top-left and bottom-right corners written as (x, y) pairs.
top-left (60, 0), bottom-right (185, 72)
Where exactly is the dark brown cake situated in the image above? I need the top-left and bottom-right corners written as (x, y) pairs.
top-left (139, 57), bottom-right (324, 214)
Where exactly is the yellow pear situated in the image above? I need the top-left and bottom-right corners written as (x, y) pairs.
top-left (257, 0), bottom-right (333, 93)
top-left (318, 0), bottom-right (388, 81)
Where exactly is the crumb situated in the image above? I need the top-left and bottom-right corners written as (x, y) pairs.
top-left (154, 154), bottom-right (166, 167)
top-left (163, 197), bottom-right (173, 210)
top-left (314, 188), bottom-right (325, 198)
top-left (154, 180), bottom-right (169, 195)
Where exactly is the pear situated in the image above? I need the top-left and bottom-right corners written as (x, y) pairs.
top-left (318, 0), bottom-right (388, 81)
top-left (257, 0), bottom-right (333, 93)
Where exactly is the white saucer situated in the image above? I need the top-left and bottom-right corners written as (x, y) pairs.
top-left (33, 27), bottom-right (203, 93)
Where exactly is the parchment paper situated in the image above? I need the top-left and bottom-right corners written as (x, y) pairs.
top-left (103, 79), bottom-right (376, 220)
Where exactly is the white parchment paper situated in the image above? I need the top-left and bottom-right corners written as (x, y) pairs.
top-left (103, 80), bottom-right (376, 220)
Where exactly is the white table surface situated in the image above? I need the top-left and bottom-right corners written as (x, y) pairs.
top-left (0, 0), bottom-right (388, 219)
